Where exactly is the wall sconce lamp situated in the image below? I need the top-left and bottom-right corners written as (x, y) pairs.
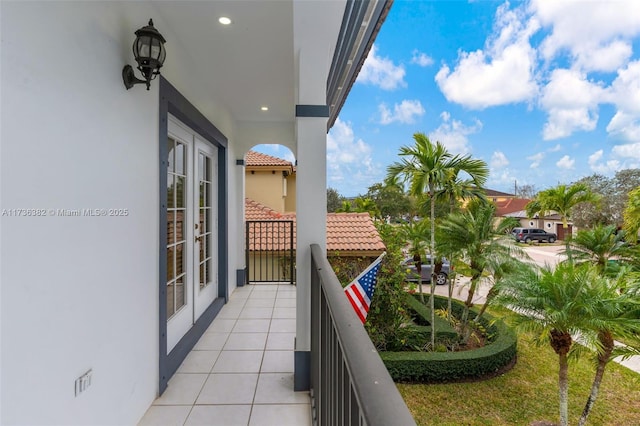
top-left (122, 19), bottom-right (166, 90)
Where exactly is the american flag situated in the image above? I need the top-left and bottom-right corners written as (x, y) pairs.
top-left (344, 253), bottom-right (386, 324)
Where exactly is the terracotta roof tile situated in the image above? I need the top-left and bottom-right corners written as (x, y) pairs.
top-left (495, 198), bottom-right (531, 216)
top-left (245, 150), bottom-right (293, 167)
top-left (245, 199), bottom-right (385, 254)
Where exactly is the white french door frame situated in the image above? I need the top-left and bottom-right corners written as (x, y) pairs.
top-left (159, 77), bottom-right (228, 396)
top-left (166, 116), bottom-right (218, 352)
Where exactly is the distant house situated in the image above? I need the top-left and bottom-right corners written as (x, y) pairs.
top-left (484, 188), bottom-right (516, 203)
top-left (245, 150), bottom-right (296, 213)
top-left (495, 197), bottom-right (574, 240)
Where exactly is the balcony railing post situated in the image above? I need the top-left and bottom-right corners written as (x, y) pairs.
top-left (309, 244), bottom-right (416, 426)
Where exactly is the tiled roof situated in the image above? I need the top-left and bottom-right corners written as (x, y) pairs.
top-left (245, 198), bottom-right (385, 254)
top-left (495, 198), bottom-right (531, 216)
top-left (245, 150), bottom-right (293, 167)
top-left (485, 188), bottom-right (515, 197)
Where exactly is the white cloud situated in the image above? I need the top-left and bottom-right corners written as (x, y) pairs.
top-left (379, 100), bottom-right (425, 125)
top-left (588, 149), bottom-right (621, 174)
top-left (612, 142), bottom-right (640, 160)
top-left (556, 155), bottom-right (575, 170)
top-left (435, 2), bottom-right (539, 109)
top-left (527, 152), bottom-right (544, 169)
top-left (429, 112), bottom-right (483, 155)
top-left (605, 60), bottom-right (640, 141)
top-left (411, 50), bottom-right (434, 67)
top-left (327, 118), bottom-right (381, 195)
top-left (490, 151), bottom-right (509, 168)
top-left (531, 0), bottom-right (640, 72)
top-left (356, 44), bottom-right (407, 90)
top-left (548, 144), bottom-right (562, 152)
top-left (540, 69), bottom-right (605, 140)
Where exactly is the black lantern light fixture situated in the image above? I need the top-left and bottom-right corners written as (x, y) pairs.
top-left (122, 19), bottom-right (166, 90)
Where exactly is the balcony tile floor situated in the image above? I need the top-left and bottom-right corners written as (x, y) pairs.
top-left (139, 284), bottom-right (311, 426)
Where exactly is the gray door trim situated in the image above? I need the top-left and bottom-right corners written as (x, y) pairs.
top-left (158, 76), bottom-right (228, 394)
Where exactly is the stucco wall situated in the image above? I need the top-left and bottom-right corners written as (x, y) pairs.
top-left (245, 171), bottom-right (286, 211)
top-left (0, 2), bottom-right (242, 424)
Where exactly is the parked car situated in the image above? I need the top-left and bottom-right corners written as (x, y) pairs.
top-left (403, 256), bottom-right (450, 285)
top-left (511, 227), bottom-right (557, 243)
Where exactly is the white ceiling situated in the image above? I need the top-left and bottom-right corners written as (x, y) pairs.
top-left (151, 1), bottom-right (340, 126)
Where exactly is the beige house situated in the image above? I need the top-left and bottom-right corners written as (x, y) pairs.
top-left (245, 150), bottom-right (297, 213)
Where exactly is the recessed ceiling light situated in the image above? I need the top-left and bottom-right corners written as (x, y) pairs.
top-left (261, 106), bottom-right (269, 111)
top-left (218, 17), bottom-right (232, 25)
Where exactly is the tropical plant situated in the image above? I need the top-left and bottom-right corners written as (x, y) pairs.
top-left (365, 222), bottom-right (412, 350)
top-left (399, 219), bottom-right (430, 302)
top-left (492, 262), bottom-right (622, 426)
top-left (526, 183), bottom-right (600, 263)
top-left (577, 272), bottom-right (640, 426)
top-left (438, 200), bottom-right (523, 335)
top-left (568, 224), bottom-right (634, 275)
top-left (623, 186), bottom-right (640, 240)
top-left (387, 133), bottom-right (489, 347)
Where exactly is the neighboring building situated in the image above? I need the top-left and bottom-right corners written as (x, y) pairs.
top-left (1, 2), bottom-right (391, 424)
top-left (245, 198), bottom-right (385, 282)
top-left (485, 188), bottom-right (516, 203)
top-left (493, 197), bottom-right (574, 239)
top-left (245, 150), bottom-right (296, 213)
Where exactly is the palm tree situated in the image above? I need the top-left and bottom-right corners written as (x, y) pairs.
top-left (577, 272), bottom-right (640, 426)
top-left (623, 186), bottom-right (640, 240)
top-left (568, 224), bottom-right (634, 275)
top-left (492, 262), bottom-right (612, 426)
top-left (439, 200), bottom-right (523, 332)
top-left (387, 133), bottom-right (489, 347)
top-left (399, 219), bottom-right (430, 302)
top-left (526, 183), bottom-right (600, 263)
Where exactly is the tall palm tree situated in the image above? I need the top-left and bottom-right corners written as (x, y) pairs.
top-left (568, 224), bottom-right (634, 275)
top-left (387, 133), bottom-right (489, 346)
top-left (492, 263), bottom-right (611, 426)
top-left (399, 219), bottom-right (430, 302)
top-left (577, 272), bottom-right (640, 426)
top-left (439, 200), bottom-right (523, 332)
top-left (526, 183), bottom-right (600, 263)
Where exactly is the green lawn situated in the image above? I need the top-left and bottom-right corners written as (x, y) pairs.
top-left (397, 322), bottom-right (640, 425)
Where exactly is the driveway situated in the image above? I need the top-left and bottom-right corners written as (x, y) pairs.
top-left (522, 244), bottom-right (566, 268)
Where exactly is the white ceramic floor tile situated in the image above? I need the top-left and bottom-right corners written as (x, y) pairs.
top-left (212, 350), bottom-right (264, 373)
top-left (240, 307), bottom-right (274, 319)
top-left (272, 307), bottom-right (296, 318)
top-left (274, 298), bottom-right (296, 308)
top-left (205, 318), bottom-right (237, 333)
top-left (261, 350), bottom-right (293, 373)
top-left (138, 405), bottom-right (192, 426)
top-left (218, 305), bottom-right (244, 319)
top-left (196, 373), bottom-right (259, 405)
top-left (193, 332), bottom-right (229, 351)
top-left (185, 405), bottom-right (252, 426)
top-left (265, 332), bottom-right (295, 351)
top-left (224, 332), bottom-right (268, 350)
top-left (244, 298), bottom-right (276, 308)
top-left (177, 350), bottom-right (220, 374)
top-left (153, 373), bottom-right (208, 405)
top-left (275, 290), bottom-right (297, 299)
top-left (253, 373), bottom-right (310, 404)
top-left (249, 404), bottom-right (311, 426)
top-left (248, 291), bottom-right (277, 300)
top-left (233, 319), bottom-right (271, 333)
top-left (269, 319), bottom-right (296, 333)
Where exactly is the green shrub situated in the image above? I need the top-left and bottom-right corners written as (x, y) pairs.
top-left (380, 296), bottom-right (517, 383)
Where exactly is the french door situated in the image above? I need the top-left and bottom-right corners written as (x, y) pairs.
top-left (166, 116), bottom-right (218, 352)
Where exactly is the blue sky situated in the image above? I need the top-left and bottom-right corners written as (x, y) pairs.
top-left (262, 0), bottom-right (640, 197)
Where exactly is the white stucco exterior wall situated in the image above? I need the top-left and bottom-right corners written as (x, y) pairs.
top-left (0, 2), bottom-right (243, 424)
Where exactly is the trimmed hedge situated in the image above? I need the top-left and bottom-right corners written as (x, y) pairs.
top-left (380, 295), bottom-right (517, 383)
top-left (403, 293), bottom-right (459, 342)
